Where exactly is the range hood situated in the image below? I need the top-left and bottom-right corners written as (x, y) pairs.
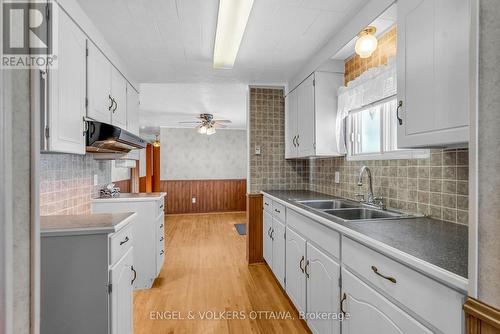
top-left (86, 120), bottom-right (146, 154)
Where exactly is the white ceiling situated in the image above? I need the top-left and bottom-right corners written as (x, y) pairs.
top-left (76, 0), bottom-right (369, 84)
top-left (331, 3), bottom-right (397, 61)
top-left (139, 83), bottom-right (248, 131)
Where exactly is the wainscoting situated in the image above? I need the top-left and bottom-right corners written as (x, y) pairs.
top-left (464, 298), bottom-right (500, 334)
top-left (159, 179), bottom-right (246, 214)
top-left (114, 179), bottom-right (132, 193)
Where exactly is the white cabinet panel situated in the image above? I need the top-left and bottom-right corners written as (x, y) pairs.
top-left (111, 68), bottom-right (128, 129)
top-left (47, 9), bottom-right (86, 154)
top-left (87, 42), bottom-right (112, 123)
top-left (285, 227), bottom-right (307, 313)
top-left (342, 268), bottom-right (433, 334)
top-left (285, 90), bottom-right (298, 159)
top-left (109, 248), bottom-right (134, 334)
top-left (263, 210), bottom-right (273, 266)
top-left (126, 84), bottom-right (140, 135)
top-left (297, 74), bottom-right (315, 157)
top-left (286, 71), bottom-right (344, 158)
top-left (271, 218), bottom-right (286, 288)
top-left (397, 0), bottom-right (470, 147)
top-left (306, 243), bottom-right (340, 334)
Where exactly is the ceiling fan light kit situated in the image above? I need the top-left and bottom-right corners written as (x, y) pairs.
top-left (181, 114), bottom-right (232, 136)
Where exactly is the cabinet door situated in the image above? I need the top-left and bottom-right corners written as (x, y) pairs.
top-left (47, 9), bottom-right (86, 154)
top-left (109, 248), bottom-right (134, 334)
top-left (297, 74), bottom-right (315, 157)
top-left (263, 210), bottom-right (273, 266)
top-left (126, 84), bottom-right (140, 135)
top-left (397, 0), bottom-right (469, 148)
top-left (285, 89), bottom-right (298, 159)
top-left (111, 68), bottom-right (128, 129)
top-left (306, 243), bottom-right (340, 334)
top-left (271, 218), bottom-right (286, 288)
top-left (87, 42), bottom-right (112, 123)
top-left (342, 269), bottom-right (433, 334)
top-left (285, 227), bottom-right (307, 313)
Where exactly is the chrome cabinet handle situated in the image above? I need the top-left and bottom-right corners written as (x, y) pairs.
top-left (108, 95), bottom-right (114, 110)
top-left (296, 134), bottom-right (300, 146)
top-left (270, 229), bottom-right (275, 240)
top-left (113, 98), bottom-right (118, 112)
top-left (340, 293), bottom-right (347, 316)
top-left (160, 236), bottom-right (164, 241)
top-left (267, 227), bottom-right (272, 237)
top-left (131, 265), bottom-right (137, 285)
top-left (160, 250), bottom-right (164, 255)
top-left (299, 255), bottom-right (305, 273)
top-left (292, 135), bottom-right (297, 147)
top-left (371, 265), bottom-right (397, 284)
top-left (305, 260), bottom-right (310, 278)
top-left (396, 100), bottom-right (403, 125)
top-left (119, 236), bottom-right (129, 245)
top-left (264, 202), bottom-right (269, 207)
top-left (274, 208), bottom-right (280, 213)
top-left (159, 223), bottom-right (164, 228)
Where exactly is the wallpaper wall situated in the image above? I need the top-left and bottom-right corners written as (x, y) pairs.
top-left (160, 127), bottom-right (247, 180)
top-left (248, 88), bottom-right (309, 193)
top-left (40, 154), bottom-right (111, 215)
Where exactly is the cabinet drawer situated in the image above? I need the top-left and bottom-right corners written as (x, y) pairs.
top-left (342, 237), bottom-right (465, 334)
top-left (287, 209), bottom-right (340, 260)
top-left (109, 223), bottom-right (133, 265)
top-left (272, 201), bottom-right (286, 222)
top-left (263, 196), bottom-right (272, 213)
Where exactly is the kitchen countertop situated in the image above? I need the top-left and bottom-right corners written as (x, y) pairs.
top-left (263, 190), bottom-right (468, 289)
top-left (92, 192), bottom-right (166, 202)
top-left (41, 212), bottom-right (137, 236)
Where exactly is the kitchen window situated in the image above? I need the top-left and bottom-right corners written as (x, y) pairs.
top-left (336, 59), bottom-right (428, 161)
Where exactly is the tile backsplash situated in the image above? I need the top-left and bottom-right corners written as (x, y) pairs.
top-left (309, 149), bottom-right (469, 224)
top-left (40, 154), bottom-right (111, 215)
top-left (249, 88), bottom-right (309, 193)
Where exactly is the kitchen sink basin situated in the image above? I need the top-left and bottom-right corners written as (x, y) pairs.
top-left (322, 208), bottom-right (409, 221)
top-left (297, 200), bottom-right (360, 210)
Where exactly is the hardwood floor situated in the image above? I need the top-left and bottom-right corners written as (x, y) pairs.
top-left (134, 212), bottom-right (310, 334)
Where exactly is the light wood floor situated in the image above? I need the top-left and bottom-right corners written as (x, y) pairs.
top-left (134, 212), bottom-right (310, 334)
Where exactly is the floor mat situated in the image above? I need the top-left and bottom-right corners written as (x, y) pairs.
top-left (234, 223), bottom-right (246, 235)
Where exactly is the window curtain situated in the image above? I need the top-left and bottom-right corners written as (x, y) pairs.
top-left (336, 57), bottom-right (397, 154)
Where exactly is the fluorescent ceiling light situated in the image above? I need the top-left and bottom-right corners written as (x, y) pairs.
top-left (213, 0), bottom-right (254, 69)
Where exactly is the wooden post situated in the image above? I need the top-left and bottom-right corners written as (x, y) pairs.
top-left (246, 193), bottom-right (264, 264)
top-left (145, 144), bottom-right (153, 192)
top-left (153, 144), bottom-right (160, 192)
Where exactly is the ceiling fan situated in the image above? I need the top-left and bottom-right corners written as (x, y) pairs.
top-left (179, 113), bottom-right (232, 135)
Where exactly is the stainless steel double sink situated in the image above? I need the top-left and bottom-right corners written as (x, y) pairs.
top-left (296, 199), bottom-right (416, 222)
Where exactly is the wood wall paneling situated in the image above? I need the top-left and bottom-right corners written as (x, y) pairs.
top-left (153, 145), bottom-right (160, 192)
top-left (246, 193), bottom-right (263, 264)
top-left (145, 144), bottom-right (153, 192)
top-left (161, 179), bottom-right (246, 214)
top-left (130, 160), bottom-right (139, 193)
top-left (114, 179), bottom-right (131, 193)
top-left (464, 298), bottom-right (500, 334)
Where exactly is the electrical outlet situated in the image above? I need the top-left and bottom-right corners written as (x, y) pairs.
top-left (192, 197), bottom-right (196, 204)
top-left (94, 175), bottom-right (98, 186)
top-left (255, 145), bottom-right (261, 155)
top-left (334, 171), bottom-right (340, 184)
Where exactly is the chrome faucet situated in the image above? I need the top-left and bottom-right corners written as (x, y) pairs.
top-left (357, 166), bottom-right (385, 210)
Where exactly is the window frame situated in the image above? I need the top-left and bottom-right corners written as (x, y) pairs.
top-left (345, 98), bottom-right (429, 161)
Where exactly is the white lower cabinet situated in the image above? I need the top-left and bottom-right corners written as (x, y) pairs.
top-left (109, 248), bottom-right (134, 334)
top-left (306, 243), bottom-right (341, 334)
top-left (263, 210), bottom-right (273, 266)
top-left (263, 209), bottom-right (286, 288)
top-left (285, 227), bottom-right (307, 313)
top-left (342, 268), bottom-right (433, 334)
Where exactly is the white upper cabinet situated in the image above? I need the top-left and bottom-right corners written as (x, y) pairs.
top-left (286, 71), bottom-right (345, 158)
top-left (126, 84), bottom-right (140, 136)
top-left (87, 42), bottom-right (112, 124)
top-left (46, 8), bottom-right (86, 154)
top-left (87, 43), bottom-right (128, 130)
top-left (397, 0), bottom-right (470, 148)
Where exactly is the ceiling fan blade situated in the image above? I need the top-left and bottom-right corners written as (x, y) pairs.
top-left (213, 120), bottom-right (232, 124)
top-left (213, 123), bottom-right (228, 128)
top-left (178, 121), bottom-right (202, 124)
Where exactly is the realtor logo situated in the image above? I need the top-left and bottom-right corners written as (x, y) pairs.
top-left (2, 0), bottom-right (57, 68)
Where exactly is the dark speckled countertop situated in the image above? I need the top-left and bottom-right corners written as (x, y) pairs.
top-left (263, 190), bottom-right (468, 279)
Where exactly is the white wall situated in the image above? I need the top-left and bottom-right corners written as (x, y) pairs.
top-left (160, 128), bottom-right (247, 180)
